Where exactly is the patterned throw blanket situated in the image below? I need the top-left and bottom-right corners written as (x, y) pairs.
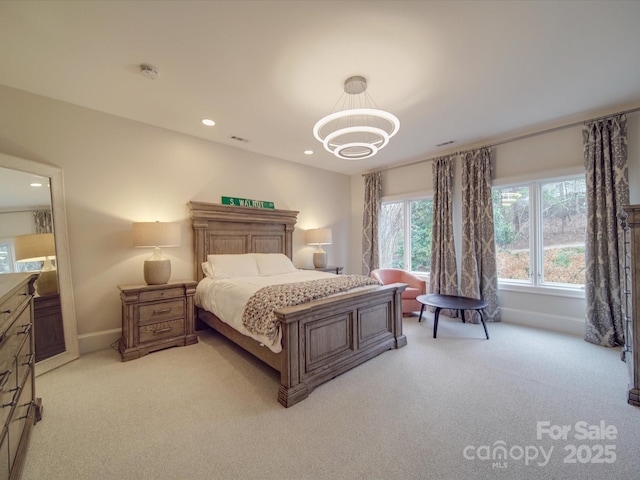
top-left (242, 275), bottom-right (381, 341)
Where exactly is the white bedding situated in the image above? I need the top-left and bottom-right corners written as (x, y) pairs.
top-left (195, 270), bottom-right (336, 353)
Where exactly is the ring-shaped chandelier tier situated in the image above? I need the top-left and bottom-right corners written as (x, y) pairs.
top-left (322, 124), bottom-right (389, 160)
top-left (313, 76), bottom-right (400, 160)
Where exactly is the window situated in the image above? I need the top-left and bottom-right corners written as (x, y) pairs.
top-left (379, 197), bottom-right (433, 273)
top-left (492, 175), bottom-right (586, 288)
top-left (0, 242), bottom-right (12, 274)
top-left (0, 240), bottom-right (42, 274)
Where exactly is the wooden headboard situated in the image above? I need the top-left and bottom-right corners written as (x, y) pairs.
top-left (188, 201), bottom-right (299, 281)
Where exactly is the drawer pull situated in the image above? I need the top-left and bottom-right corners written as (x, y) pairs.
top-left (1, 310), bottom-right (10, 315)
top-left (153, 327), bottom-right (172, 334)
top-left (21, 353), bottom-right (35, 367)
top-left (18, 324), bottom-right (32, 336)
top-left (2, 385), bottom-right (21, 409)
top-left (17, 402), bottom-right (33, 420)
top-left (153, 308), bottom-right (172, 315)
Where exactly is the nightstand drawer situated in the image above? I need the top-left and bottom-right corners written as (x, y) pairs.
top-left (138, 299), bottom-right (185, 324)
top-left (119, 280), bottom-right (197, 361)
top-left (139, 318), bottom-right (185, 343)
top-left (138, 287), bottom-right (184, 303)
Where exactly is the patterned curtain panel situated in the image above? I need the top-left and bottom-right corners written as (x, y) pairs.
top-left (34, 209), bottom-right (53, 234)
top-left (362, 172), bottom-right (381, 276)
top-left (430, 156), bottom-right (458, 312)
top-left (583, 114), bottom-right (628, 347)
top-left (460, 147), bottom-right (500, 323)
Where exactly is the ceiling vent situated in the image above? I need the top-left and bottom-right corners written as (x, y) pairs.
top-left (230, 135), bottom-right (249, 143)
top-left (435, 140), bottom-right (456, 147)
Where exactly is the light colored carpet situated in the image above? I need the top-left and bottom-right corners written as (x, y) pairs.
top-left (22, 315), bottom-right (640, 479)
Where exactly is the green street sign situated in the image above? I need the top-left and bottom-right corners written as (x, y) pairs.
top-left (222, 196), bottom-right (275, 209)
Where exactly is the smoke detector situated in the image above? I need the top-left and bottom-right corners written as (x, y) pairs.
top-left (140, 64), bottom-right (159, 80)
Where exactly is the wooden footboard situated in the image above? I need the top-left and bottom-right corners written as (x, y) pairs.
top-left (198, 282), bottom-right (406, 407)
top-left (275, 282), bottom-right (406, 407)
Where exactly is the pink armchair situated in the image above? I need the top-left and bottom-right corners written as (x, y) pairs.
top-left (371, 268), bottom-right (428, 316)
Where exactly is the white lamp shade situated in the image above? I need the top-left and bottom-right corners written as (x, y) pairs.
top-left (132, 222), bottom-right (181, 247)
top-left (305, 228), bottom-right (332, 246)
top-left (14, 233), bottom-right (56, 262)
top-left (14, 232), bottom-right (58, 295)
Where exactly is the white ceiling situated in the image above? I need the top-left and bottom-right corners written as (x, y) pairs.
top-left (0, 166), bottom-right (51, 210)
top-left (1, 1), bottom-right (640, 176)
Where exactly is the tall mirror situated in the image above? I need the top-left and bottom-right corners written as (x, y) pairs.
top-left (0, 152), bottom-right (79, 375)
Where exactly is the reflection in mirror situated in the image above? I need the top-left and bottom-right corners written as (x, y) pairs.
top-left (0, 154), bottom-right (79, 375)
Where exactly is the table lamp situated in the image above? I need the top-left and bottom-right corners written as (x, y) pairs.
top-left (132, 222), bottom-right (181, 285)
top-left (14, 232), bottom-right (58, 295)
top-left (306, 228), bottom-right (332, 268)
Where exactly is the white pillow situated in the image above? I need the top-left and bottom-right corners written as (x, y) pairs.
top-left (254, 253), bottom-right (298, 276)
top-left (202, 262), bottom-right (215, 279)
top-left (206, 254), bottom-right (259, 279)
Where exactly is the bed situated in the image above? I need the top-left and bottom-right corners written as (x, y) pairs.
top-left (189, 201), bottom-right (407, 407)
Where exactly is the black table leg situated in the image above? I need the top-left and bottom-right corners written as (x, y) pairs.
top-left (418, 304), bottom-right (425, 323)
top-left (433, 307), bottom-right (441, 338)
top-left (460, 309), bottom-right (466, 323)
top-left (478, 309), bottom-right (489, 340)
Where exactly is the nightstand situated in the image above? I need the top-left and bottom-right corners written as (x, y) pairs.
top-left (118, 280), bottom-right (198, 361)
top-left (303, 266), bottom-right (344, 274)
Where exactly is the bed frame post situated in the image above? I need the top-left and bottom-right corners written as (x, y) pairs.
top-left (192, 220), bottom-right (208, 282)
top-left (393, 287), bottom-right (407, 348)
top-left (278, 322), bottom-right (309, 407)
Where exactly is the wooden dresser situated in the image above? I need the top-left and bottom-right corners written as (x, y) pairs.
top-left (622, 205), bottom-right (640, 406)
top-left (118, 280), bottom-right (198, 361)
top-left (33, 293), bottom-right (65, 363)
top-left (0, 273), bottom-right (41, 480)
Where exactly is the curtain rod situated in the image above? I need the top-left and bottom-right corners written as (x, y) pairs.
top-left (363, 105), bottom-right (640, 176)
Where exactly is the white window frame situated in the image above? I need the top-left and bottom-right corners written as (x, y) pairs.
top-left (493, 174), bottom-right (586, 299)
top-left (380, 192), bottom-right (432, 276)
top-left (0, 240), bottom-right (17, 273)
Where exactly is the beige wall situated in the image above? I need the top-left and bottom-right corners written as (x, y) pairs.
top-left (351, 110), bottom-right (640, 336)
top-left (0, 85), bottom-right (351, 352)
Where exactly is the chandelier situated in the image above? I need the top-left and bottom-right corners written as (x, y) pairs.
top-left (313, 76), bottom-right (400, 160)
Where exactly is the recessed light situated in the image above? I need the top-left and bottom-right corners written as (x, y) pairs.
top-left (30, 182), bottom-right (43, 187)
top-left (202, 119), bottom-right (215, 126)
top-left (304, 150), bottom-right (314, 155)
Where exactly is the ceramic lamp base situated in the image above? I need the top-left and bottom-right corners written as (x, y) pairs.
top-left (36, 269), bottom-right (58, 295)
top-left (144, 258), bottom-right (171, 285)
top-left (313, 251), bottom-right (328, 268)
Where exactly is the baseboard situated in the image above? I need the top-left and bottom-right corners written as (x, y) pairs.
top-left (500, 307), bottom-right (584, 337)
top-left (79, 309), bottom-right (583, 355)
top-left (78, 328), bottom-right (122, 355)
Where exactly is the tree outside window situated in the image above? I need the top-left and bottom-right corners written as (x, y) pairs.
top-left (492, 175), bottom-right (586, 288)
top-left (379, 198), bottom-right (433, 273)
